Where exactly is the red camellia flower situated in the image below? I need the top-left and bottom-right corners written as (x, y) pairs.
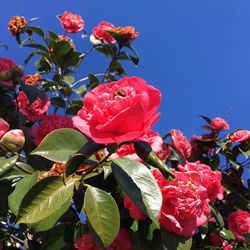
top-left (31, 115), bottom-right (75, 145)
top-left (74, 229), bottom-right (132, 250)
top-left (93, 22), bottom-right (116, 43)
top-left (73, 77), bottom-right (161, 144)
top-left (229, 129), bottom-right (250, 143)
top-left (108, 130), bottom-right (165, 162)
top-left (124, 194), bottom-right (147, 220)
top-left (0, 118), bottom-right (10, 139)
top-left (17, 91), bottom-right (50, 122)
top-left (0, 57), bottom-right (16, 86)
top-left (152, 168), bottom-right (210, 237)
top-left (170, 129), bottom-right (192, 159)
top-left (178, 161), bottom-right (224, 203)
top-left (210, 233), bottom-right (233, 250)
top-left (228, 210), bottom-right (250, 241)
top-left (60, 11), bottom-right (84, 33)
top-left (210, 117), bottom-right (229, 130)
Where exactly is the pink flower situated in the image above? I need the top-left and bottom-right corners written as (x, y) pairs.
top-left (31, 115), bottom-right (75, 146)
top-left (0, 57), bottom-right (16, 86)
top-left (93, 22), bottom-right (116, 43)
top-left (152, 169), bottom-right (210, 237)
top-left (210, 117), bottom-right (229, 130)
top-left (73, 77), bottom-right (161, 144)
top-left (170, 129), bottom-right (192, 159)
top-left (222, 241), bottom-right (233, 250)
top-left (108, 130), bottom-right (164, 162)
top-left (229, 129), bottom-right (250, 143)
top-left (0, 118), bottom-right (10, 139)
top-left (178, 161), bottom-right (224, 203)
top-left (124, 194), bottom-right (147, 220)
top-left (210, 233), bottom-right (233, 250)
top-left (228, 210), bottom-right (250, 241)
top-left (74, 229), bottom-right (132, 250)
top-left (17, 91), bottom-right (50, 122)
top-left (60, 11), bottom-right (84, 33)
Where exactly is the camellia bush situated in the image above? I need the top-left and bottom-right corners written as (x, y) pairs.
top-left (0, 11), bottom-right (249, 250)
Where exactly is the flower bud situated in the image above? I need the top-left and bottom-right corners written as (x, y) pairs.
top-left (0, 70), bottom-right (13, 81)
top-left (1, 129), bottom-right (25, 152)
top-left (12, 65), bottom-right (24, 77)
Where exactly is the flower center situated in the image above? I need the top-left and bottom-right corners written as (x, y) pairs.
top-left (114, 89), bottom-right (126, 97)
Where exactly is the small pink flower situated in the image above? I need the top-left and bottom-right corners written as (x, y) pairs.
top-left (93, 22), bottom-right (116, 43)
top-left (0, 118), bottom-right (10, 139)
top-left (73, 77), bottom-right (161, 144)
top-left (0, 57), bottom-right (16, 86)
top-left (178, 161), bottom-right (224, 203)
top-left (17, 91), bottom-right (50, 122)
top-left (210, 233), bottom-right (233, 250)
top-left (229, 129), bottom-right (250, 143)
top-left (228, 210), bottom-right (250, 241)
top-left (170, 129), bottom-right (192, 159)
top-left (222, 241), bottom-right (233, 250)
top-left (152, 168), bottom-right (210, 237)
top-left (124, 194), bottom-right (147, 220)
top-left (31, 115), bottom-right (75, 146)
top-left (210, 117), bottom-right (229, 130)
top-left (74, 229), bottom-right (132, 250)
top-left (60, 11), bottom-right (84, 33)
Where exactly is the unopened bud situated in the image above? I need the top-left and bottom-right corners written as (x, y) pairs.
top-left (12, 65), bottom-right (24, 77)
top-left (1, 129), bottom-right (25, 152)
top-left (0, 70), bottom-right (13, 81)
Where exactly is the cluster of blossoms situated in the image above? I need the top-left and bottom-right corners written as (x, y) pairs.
top-left (1, 11), bottom-right (249, 250)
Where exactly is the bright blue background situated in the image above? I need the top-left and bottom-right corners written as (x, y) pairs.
top-left (1, 0), bottom-right (249, 138)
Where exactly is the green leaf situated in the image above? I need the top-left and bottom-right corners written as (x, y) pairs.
top-left (53, 40), bottom-right (71, 58)
top-left (8, 172), bottom-right (40, 215)
top-left (242, 233), bottom-right (250, 242)
top-left (31, 128), bottom-right (87, 163)
top-left (83, 185), bottom-right (120, 248)
top-left (48, 30), bottom-right (59, 40)
top-left (23, 43), bottom-right (48, 52)
top-left (73, 85), bottom-right (87, 96)
top-left (112, 158), bottom-right (162, 228)
top-left (117, 51), bottom-right (139, 65)
top-left (218, 228), bottom-right (235, 241)
top-left (64, 75), bottom-right (75, 85)
top-left (162, 229), bottom-right (192, 250)
top-left (0, 155), bottom-right (18, 177)
top-left (50, 96), bottom-right (66, 109)
top-left (88, 73), bottom-right (99, 88)
top-left (63, 51), bottom-right (81, 67)
top-left (210, 204), bottom-right (224, 229)
top-left (199, 115), bottom-right (212, 124)
top-left (28, 26), bottom-right (45, 38)
top-left (17, 176), bottom-right (75, 224)
top-left (28, 196), bottom-right (71, 232)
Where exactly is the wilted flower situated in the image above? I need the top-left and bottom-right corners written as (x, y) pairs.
top-left (23, 74), bottom-right (41, 85)
top-left (109, 26), bottom-right (139, 43)
top-left (8, 16), bottom-right (27, 35)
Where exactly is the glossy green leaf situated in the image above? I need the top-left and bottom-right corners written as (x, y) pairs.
top-left (219, 228), bottom-right (235, 241)
top-left (23, 43), bottom-right (48, 52)
top-left (64, 75), bottom-right (75, 84)
top-left (17, 176), bottom-right (75, 224)
top-left (31, 128), bottom-right (87, 163)
top-left (8, 171), bottom-right (40, 215)
top-left (50, 96), bottom-right (66, 109)
top-left (162, 229), bottom-right (192, 250)
top-left (0, 155), bottom-right (18, 177)
top-left (53, 40), bottom-right (71, 58)
top-left (112, 158), bottom-right (162, 228)
top-left (83, 185), bottom-right (120, 248)
top-left (28, 196), bottom-right (71, 232)
top-left (28, 26), bottom-right (45, 38)
top-left (210, 204), bottom-right (224, 229)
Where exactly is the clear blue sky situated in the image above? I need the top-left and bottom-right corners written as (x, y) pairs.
top-left (1, 0), bottom-right (250, 137)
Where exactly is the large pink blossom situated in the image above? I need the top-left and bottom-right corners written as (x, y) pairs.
top-left (178, 161), bottom-right (224, 203)
top-left (229, 129), bottom-right (250, 143)
top-left (17, 91), bottom-right (50, 122)
top-left (60, 11), bottom-right (84, 33)
top-left (228, 210), bottom-right (250, 241)
top-left (31, 115), bottom-right (75, 145)
top-left (0, 57), bottom-right (16, 86)
top-left (170, 129), bottom-right (192, 159)
top-left (210, 117), bottom-right (229, 130)
top-left (152, 168), bottom-right (210, 237)
top-left (0, 118), bottom-right (10, 139)
top-left (93, 22), bottom-right (116, 43)
top-left (74, 229), bottom-right (132, 250)
top-left (73, 77), bottom-right (161, 144)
